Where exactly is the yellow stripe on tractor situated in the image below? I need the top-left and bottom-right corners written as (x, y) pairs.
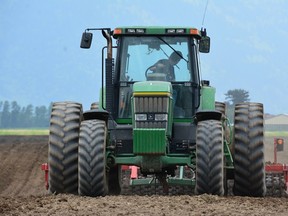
top-left (133, 92), bottom-right (171, 97)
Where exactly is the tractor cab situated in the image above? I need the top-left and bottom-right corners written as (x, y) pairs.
top-left (80, 27), bottom-right (210, 121)
top-left (114, 29), bottom-right (202, 119)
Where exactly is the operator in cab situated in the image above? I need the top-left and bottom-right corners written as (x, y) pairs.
top-left (149, 51), bottom-right (183, 81)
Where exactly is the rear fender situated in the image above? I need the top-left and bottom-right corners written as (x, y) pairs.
top-left (83, 110), bottom-right (109, 123)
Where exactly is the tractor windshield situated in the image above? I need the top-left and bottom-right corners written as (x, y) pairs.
top-left (116, 36), bottom-right (200, 119)
top-left (118, 36), bottom-right (194, 82)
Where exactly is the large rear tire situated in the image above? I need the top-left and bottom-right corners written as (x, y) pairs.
top-left (233, 102), bottom-right (266, 197)
top-left (195, 120), bottom-right (224, 195)
top-left (78, 119), bottom-right (108, 196)
top-left (48, 102), bottom-right (82, 194)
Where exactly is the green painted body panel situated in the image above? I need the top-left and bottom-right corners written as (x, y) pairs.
top-left (115, 118), bottom-right (132, 124)
top-left (133, 81), bottom-right (173, 93)
top-left (166, 95), bottom-right (174, 136)
top-left (115, 155), bottom-right (192, 167)
top-left (224, 140), bottom-right (234, 169)
top-left (130, 177), bottom-right (195, 187)
top-left (98, 87), bottom-right (105, 110)
top-left (200, 86), bottom-right (216, 110)
top-left (132, 81), bottom-right (173, 137)
top-left (133, 128), bottom-right (166, 155)
top-left (173, 118), bottom-right (193, 123)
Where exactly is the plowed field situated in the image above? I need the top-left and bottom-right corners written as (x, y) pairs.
top-left (0, 136), bottom-right (287, 216)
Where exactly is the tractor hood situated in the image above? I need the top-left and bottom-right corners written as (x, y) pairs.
top-left (133, 81), bottom-right (173, 96)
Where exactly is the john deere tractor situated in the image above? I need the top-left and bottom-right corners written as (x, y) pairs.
top-left (47, 26), bottom-right (266, 197)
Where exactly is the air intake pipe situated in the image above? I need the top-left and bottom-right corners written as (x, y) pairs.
top-left (102, 29), bottom-right (114, 116)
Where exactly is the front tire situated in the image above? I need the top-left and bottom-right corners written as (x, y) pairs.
top-left (195, 120), bottom-right (224, 195)
top-left (78, 119), bottom-right (108, 196)
top-left (233, 102), bottom-right (266, 197)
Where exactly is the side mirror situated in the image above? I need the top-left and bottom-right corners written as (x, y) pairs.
top-left (199, 36), bottom-right (210, 53)
top-left (80, 32), bottom-right (93, 49)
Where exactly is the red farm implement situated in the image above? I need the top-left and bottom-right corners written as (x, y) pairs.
top-left (265, 138), bottom-right (288, 197)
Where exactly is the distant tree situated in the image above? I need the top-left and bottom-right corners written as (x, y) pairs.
top-left (0, 101), bottom-right (3, 127)
top-left (1, 101), bottom-right (11, 128)
top-left (224, 89), bottom-right (250, 123)
top-left (225, 89), bottom-right (250, 105)
top-left (10, 101), bottom-right (21, 128)
top-left (19, 107), bottom-right (26, 128)
top-left (20, 104), bottom-right (34, 127)
top-left (35, 105), bottom-right (49, 127)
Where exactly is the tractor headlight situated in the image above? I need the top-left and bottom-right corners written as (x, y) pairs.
top-left (135, 114), bottom-right (147, 121)
top-left (154, 114), bottom-right (168, 121)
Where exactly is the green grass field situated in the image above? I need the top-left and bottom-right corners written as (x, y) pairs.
top-left (265, 131), bottom-right (288, 137)
top-left (0, 129), bottom-right (49, 136)
top-left (0, 129), bottom-right (287, 137)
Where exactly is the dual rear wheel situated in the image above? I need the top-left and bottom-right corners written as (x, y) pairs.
top-left (195, 102), bottom-right (266, 197)
top-left (48, 102), bottom-right (120, 196)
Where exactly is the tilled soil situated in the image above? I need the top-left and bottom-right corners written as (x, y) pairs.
top-left (0, 136), bottom-right (287, 216)
top-left (1, 194), bottom-right (288, 216)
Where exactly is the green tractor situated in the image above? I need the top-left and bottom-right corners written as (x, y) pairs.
top-left (47, 26), bottom-right (266, 197)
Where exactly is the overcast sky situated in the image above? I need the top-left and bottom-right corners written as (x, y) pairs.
top-left (1, 0), bottom-right (288, 114)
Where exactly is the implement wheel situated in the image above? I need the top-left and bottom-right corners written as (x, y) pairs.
top-left (48, 102), bottom-right (82, 194)
top-left (195, 120), bottom-right (224, 195)
top-left (233, 102), bottom-right (266, 197)
top-left (78, 119), bottom-right (108, 196)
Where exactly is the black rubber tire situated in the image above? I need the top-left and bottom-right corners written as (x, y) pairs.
top-left (215, 101), bottom-right (230, 194)
top-left (215, 101), bottom-right (230, 144)
top-left (233, 102), bottom-right (266, 197)
top-left (48, 102), bottom-right (82, 194)
top-left (215, 101), bottom-right (226, 116)
top-left (90, 102), bottom-right (99, 110)
top-left (78, 119), bottom-right (108, 196)
top-left (195, 120), bottom-right (224, 195)
top-left (108, 165), bottom-right (122, 195)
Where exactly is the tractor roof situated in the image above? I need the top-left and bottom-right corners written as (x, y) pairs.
top-left (113, 26), bottom-right (202, 39)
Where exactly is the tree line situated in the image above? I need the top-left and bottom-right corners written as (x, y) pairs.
top-left (0, 89), bottom-right (249, 128)
top-left (0, 101), bottom-right (52, 128)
